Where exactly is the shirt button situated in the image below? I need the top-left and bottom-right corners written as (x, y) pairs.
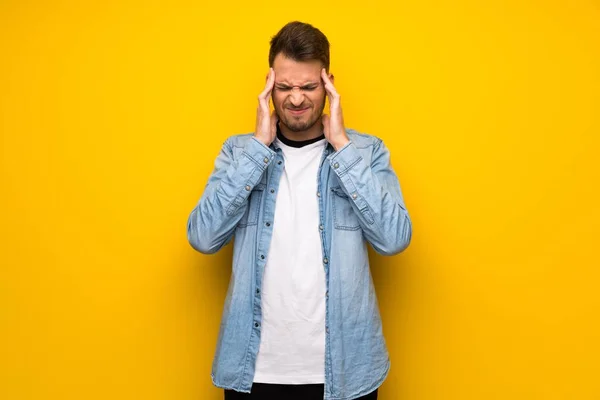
top-left (270, 189), bottom-right (275, 194)
top-left (245, 185), bottom-right (251, 191)
top-left (352, 193), bottom-right (358, 199)
top-left (317, 191), bottom-right (321, 197)
top-left (333, 162), bottom-right (339, 169)
top-left (256, 288), bottom-right (260, 294)
top-left (319, 224), bottom-right (324, 231)
top-left (325, 290), bottom-right (329, 298)
top-left (255, 322), bottom-right (259, 328)
top-left (263, 157), bottom-right (269, 163)
top-left (277, 160), bottom-right (282, 165)
top-left (260, 254), bottom-right (265, 260)
top-left (266, 222), bottom-right (271, 227)
top-left (323, 258), bottom-right (329, 264)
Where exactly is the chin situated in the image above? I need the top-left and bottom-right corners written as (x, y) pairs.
top-left (284, 120), bottom-right (313, 133)
top-left (283, 116), bottom-right (320, 133)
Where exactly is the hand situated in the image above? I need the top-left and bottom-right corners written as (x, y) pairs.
top-left (254, 68), bottom-right (279, 146)
top-left (321, 68), bottom-right (349, 151)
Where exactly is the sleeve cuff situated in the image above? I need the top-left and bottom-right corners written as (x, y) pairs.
top-left (327, 140), bottom-right (362, 176)
top-left (243, 137), bottom-right (277, 170)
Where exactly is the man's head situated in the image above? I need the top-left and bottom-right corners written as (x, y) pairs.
top-left (269, 21), bottom-right (332, 133)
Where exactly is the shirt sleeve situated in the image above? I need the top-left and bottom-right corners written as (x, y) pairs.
top-left (187, 137), bottom-right (276, 254)
top-left (327, 138), bottom-right (412, 255)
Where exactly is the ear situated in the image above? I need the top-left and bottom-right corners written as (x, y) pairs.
top-left (329, 73), bottom-right (335, 85)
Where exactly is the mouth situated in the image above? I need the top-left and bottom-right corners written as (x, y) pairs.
top-left (287, 107), bottom-right (310, 115)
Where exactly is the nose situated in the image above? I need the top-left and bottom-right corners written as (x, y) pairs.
top-left (289, 87), bottom-right (304, 107)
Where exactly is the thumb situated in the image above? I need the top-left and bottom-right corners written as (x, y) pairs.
top-left (270, 110), bottom-right (278, 134)
top-left (321, 114), bottom-right (330, 135)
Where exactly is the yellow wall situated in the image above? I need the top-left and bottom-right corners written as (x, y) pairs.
top-left (1, 1), bottom-right (599, 399)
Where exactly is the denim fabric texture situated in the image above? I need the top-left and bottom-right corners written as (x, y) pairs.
top-left (187, 129), bottom-right (412, 400)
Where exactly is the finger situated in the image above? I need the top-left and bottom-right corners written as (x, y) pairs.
top-left (259, 68), bottom-right (275, 101)
top-left (321, 69), bottom-right (340, 109)
top-left (321, 68), bottom-right (338, 96)
top-left (321, 113), bottom-right (330, 134)
top-left (270, 110), bottom-right (278, 133)
top-left (258, 70), bottom-right (275, 115)
top-left (320, 68), bottom-right (331, 85)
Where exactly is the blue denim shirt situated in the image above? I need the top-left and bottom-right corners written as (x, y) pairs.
top-left (187, 129), bottom-right (412, 400)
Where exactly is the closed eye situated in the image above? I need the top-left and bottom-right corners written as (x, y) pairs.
top-left (275, 84), bottom-right (319, 92)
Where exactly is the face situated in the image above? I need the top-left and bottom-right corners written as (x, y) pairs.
top-left (271, 53), bottom-right (329, 133)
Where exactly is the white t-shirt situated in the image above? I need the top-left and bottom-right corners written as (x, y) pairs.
top-left (253, 135), bottom-right (328, 384)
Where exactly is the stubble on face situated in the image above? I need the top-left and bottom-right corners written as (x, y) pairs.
top-left (277, 94), bottom-right (326, 132)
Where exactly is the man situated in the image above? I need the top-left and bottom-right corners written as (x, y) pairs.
top-left (187, 21), bottom-right (412, 400)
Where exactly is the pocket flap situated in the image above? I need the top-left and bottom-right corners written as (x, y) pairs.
top-left (330, 186), bottom-right (348, 198)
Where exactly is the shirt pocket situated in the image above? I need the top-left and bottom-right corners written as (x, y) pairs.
top-left (238, 183), bottom-right (265, 228)
top-left (330, 186), bottom-right (361, 231)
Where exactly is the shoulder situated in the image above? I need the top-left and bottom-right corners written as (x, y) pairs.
top-left (222, 130), bottom-right (385, 150)
top-left (223, 133), bottom-right (255, 148)
top-left (345, 128), bottom-right (383, 149)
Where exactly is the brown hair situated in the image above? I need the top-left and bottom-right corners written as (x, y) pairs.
top-left (269, 21), bottom-right (330, 71)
